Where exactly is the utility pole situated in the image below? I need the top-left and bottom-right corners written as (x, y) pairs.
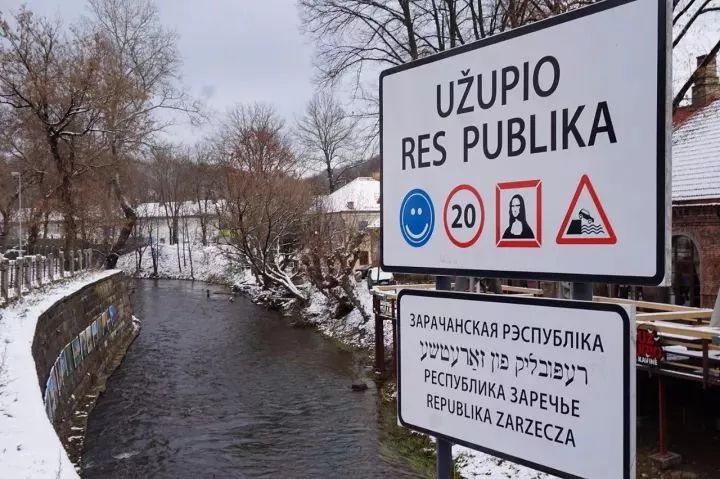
top-left (11, 172), bottom-right (22, 257)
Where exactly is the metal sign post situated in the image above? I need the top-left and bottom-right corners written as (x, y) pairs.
top-left (434, 275), bottom-right (454, 478)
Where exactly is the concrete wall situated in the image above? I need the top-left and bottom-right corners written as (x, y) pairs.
top-left (30, 271), bottom-right (138, 460)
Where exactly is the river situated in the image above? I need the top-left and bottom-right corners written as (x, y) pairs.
top-left (82, 279), bottom-right (423, 478)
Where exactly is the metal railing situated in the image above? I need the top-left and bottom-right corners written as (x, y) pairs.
top-left (0, 249), bottom-right (94, 307)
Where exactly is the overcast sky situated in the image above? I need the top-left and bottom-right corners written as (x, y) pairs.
top-left (0, 0), bottom-right (717, 145)
top-left (0, 0), bottom-right (316, 144)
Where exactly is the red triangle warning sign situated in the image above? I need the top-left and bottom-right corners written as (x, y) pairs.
top-left (556, 175), bottom-right (617, 245)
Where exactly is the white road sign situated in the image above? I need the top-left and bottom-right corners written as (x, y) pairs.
top-left (380, 0), bottom-right (669, 284)
top-left (397, 290), bottom-right (635, 479)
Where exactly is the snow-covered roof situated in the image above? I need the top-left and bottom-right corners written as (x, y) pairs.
top-left (136, 200), bottom-right (222, 218)
top-left (319, 177), bottom-right (380, 213)
top-left (673, 99), bottom-right (720, 202)
top-left (7, 209), bottom-right (64, 223)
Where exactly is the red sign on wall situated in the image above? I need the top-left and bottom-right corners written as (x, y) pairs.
top-left (637, 329), bottom-right (663, 367)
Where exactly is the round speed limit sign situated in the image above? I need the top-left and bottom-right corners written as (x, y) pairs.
top-left (443, 184), bottom-right (485, 248)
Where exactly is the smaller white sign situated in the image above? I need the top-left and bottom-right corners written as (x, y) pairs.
top-left (397, 290), bottom-right (635, 479)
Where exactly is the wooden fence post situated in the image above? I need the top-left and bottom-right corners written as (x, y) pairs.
top-left (59, 250), bottom-right (65, 277)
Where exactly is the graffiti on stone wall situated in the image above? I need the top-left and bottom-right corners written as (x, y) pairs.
top-left (43, 304), bottom-right (123, 422)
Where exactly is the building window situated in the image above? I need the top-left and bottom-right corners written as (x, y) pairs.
top-left (672, 235), bottom-right (700, 307)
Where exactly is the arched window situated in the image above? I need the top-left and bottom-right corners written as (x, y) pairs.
top-left (672, 235), bottom-right (701, 307)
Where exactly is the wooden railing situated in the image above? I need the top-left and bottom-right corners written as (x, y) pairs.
top-left (371, 284), bottom-right (720, 386)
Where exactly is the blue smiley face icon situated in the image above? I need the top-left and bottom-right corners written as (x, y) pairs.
top-left (400, 189), bottom-right (434, 247)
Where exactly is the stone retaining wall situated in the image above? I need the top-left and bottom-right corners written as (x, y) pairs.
top-left (30, 271), bottom-right (138, 462)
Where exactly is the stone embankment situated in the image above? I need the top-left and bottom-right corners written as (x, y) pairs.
top-left (0, 270), bottom-right (138, 478)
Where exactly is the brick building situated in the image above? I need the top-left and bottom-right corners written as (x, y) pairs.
top-left (667, 55), bottom-right (720, 307)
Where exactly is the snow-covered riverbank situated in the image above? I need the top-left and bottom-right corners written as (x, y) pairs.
top-left (0, 270), bottom-right (120, 479)
top-left (117, 243), bottom-right (384, 348)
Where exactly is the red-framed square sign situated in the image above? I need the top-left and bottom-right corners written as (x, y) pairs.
top-left (495, 179), bottom-right (542, 248)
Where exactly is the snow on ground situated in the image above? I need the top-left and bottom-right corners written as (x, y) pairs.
top-left (118, 245), bottom-right (548, 478)
top-left (0, 270), bottom-right (120, 479)
top-left (303, 282), bottom-right (391, 349)
top-left (455, 445), bottom-right (551, 479)
top-left (117, 243), bottom-right (242, 284)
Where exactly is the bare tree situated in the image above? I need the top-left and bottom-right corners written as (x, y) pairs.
top-left (148, 145), bottom-right (196, 274)
top-left (88, 0), bottom-right (201, 268)
top-left (0, 9), bottom-right (107, 252)
top-left (189, 143), bottom-right (221, 246)
top-left (301, 201), bottom-right (372, 322)
top-left (301, 0), bottom-right (720, 116)
top-left (299, 0), bottom-right (590, 88)
top-left (216, 104), bottom-right (311, 302)
top-left (129, 213), bottom-right (151, 274)
top-left (296, 91), bottom-right (362, 192)
top-left (673, 0), bottom-right (720, 110)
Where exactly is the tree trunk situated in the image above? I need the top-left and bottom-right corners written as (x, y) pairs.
top-left (185, 219), bottom-right (194, 279)
top-left (172, 216), bottom-right (179, 244)
top-left (106, 175), bottom-right (138, 269)
top-left (0, 209), bottom-right (8, 237)
top-left (325, 153), bottom-right (335, 192)
top-left (47, 135), bottom-right (77, 253)
top-left (27, 223), bottom-right (40, 254)
top-left (399, 0), bottom-right (419, 59)
top-left (42, 211), bottom-right (50, 239)
top-left (61, 186), bottom-right (77, 253)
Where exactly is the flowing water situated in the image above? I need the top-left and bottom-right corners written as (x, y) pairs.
top-left (82, 280), bottom-right (422, 479)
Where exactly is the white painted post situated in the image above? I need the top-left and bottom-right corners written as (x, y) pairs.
top-left (8, 260), bottom-right (14, 293)
top-left (47, 253), bottom-right (54, 282)
top-left (25, 256), bottom-right (32, 289)
top-left (36, 255), bottom-right (43, 287)
top-left (15, 258), bottom-right (22, 298)
top-left (25, 256), bottom-right (33, 290)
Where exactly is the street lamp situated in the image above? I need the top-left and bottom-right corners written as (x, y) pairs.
top-left (10, 172), bottom-right (22, 257)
